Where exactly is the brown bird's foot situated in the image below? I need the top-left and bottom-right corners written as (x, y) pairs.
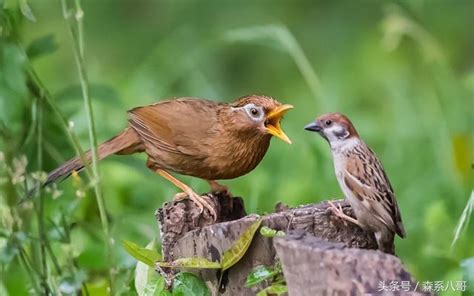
top-left (327, 201), bottom-right (362, 228)
top-left (157, 169), bottom-right (218, 221)
top-left (187, 191), bottom-right (218, 221)
top-left (172, 191), bottom-right (218, 221)
top-left (207, 180), bottom-right (232, 196)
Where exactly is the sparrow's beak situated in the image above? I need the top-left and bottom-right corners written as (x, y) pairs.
top-left (304, 121), bottom-right (322, 132)
top-left (265, 104), bottom-right (293, 144)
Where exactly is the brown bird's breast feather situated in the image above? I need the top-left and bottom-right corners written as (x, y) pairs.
top-left (128, 98), bottom-right (272, 180)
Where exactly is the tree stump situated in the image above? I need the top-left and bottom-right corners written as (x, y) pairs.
top-left (155, 193), bottom-right (421, 295)
top-left (274, 232), bottom-right (432, 295)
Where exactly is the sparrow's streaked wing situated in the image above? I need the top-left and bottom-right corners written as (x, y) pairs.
top-left (344, 144), bottom-right (406, 238)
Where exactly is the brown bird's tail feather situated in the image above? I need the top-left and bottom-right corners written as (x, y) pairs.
top-left (44, 128), bottom-right (142, 187)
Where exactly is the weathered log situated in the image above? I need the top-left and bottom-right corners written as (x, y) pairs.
top-left (274, 232), bottom-right (432, 296)
top-left (155, 191), bottom-right (247, 262)
top-left (156, 192), bottom-right (386, 295)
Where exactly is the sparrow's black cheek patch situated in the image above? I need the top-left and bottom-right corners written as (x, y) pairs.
top-left (334, 129), bottom-right (349, 139)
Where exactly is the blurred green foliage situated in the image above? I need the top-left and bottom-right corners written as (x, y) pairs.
top-left (0, 0), bottom-right (473, 295)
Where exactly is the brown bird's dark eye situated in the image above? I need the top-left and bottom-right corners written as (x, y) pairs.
top-left (325, 119), bottom-right (332, 126)
top-left (250, 108), bottom-right (259, 116)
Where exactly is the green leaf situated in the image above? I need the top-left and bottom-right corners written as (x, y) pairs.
top-left (26, 35), bottom-right (59, 60)
top-left (142, 277), bottom-right (171, 296)
top-left (256, 283), bottom-right (288, 296)
top-left (83, 279), bottom-right (109, 296)
top-left (123, 240), bottom-right (161, 267)
top-left (0, 232), bottom-right (28, 264)
top-left (172, 272), bottom-right (210, 296)
top-left (157, 257), bottom-right (221, 269)
top-left (0, 44), bottom-right (29, 139)
top-left (19, 0), bottom-right (36, 22)
top-left (221, 218), bottom-right (262, 271)
top-left (135, 240), bottom-right (162, 296)
top-left (0, 280), bottom-right (8, 296)
top-left (0, 242), bottom-right (19, 264)
top-left (461, 257), bottom-right (474, 296)
top-left (246, 265), bottom-right (278, 287)
top-left (59, 271), bottom-right (87, 294)
top-left (260, 226), bottom-right (285, 238)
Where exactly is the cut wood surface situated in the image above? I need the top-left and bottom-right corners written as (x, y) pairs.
top-left (155, 192), bottom-right (420, 295)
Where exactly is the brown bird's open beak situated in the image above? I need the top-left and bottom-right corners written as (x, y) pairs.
top-left (265, 104), bottom-right (293, 144)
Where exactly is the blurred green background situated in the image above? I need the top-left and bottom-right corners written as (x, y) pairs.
top-left (1, 0), bottom-right (473, 295)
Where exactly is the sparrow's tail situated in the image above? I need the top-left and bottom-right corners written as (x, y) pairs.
top-left (375, 230), bottom-right (396, 255)
top-left (43, 127), bottom-right (143, 187)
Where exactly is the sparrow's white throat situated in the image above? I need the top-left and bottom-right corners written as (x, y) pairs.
top-left (330, 137), bottom-right (360, 154)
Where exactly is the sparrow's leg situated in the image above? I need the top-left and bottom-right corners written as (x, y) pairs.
top-left (157, 169), bottom-right (217, 220)
top-left (207, 180), bottom-right (232, 196)
top-left (327, 201), bottom-right (362, 228)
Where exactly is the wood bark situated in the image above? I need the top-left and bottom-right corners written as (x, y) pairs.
top-left (274, 232), bottom-right (432, 296)
top-left (155, 192), bottom-right (422, 295)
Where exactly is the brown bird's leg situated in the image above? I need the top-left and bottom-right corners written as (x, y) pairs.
top-left (207, 180), bottom-right (234, 212)
top-left (156, 169), bottom-right (217, 220)
top-left (327, 200), bottom-right (363, 228)
top-left (207, 180), bottom-right (231, 195)
top-left (172, 192), bottom-right (190, 201)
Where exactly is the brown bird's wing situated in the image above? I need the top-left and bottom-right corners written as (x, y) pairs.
top-left (344, 144), bottom-right (406, 238)
top-left (127, 98), bottom-right (220, 158)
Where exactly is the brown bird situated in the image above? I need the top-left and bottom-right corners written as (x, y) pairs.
top-left (304, 113), bottom-right (405, 254)
top-left (45, 95), bottom-right (293, 219)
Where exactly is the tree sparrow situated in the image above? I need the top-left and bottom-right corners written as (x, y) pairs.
top-left (304, 113), bottom-right (405, 254)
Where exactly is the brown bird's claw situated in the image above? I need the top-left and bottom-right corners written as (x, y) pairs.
top-left (158, 169), bottom-right (218, 221)
top-left (173, 191), bottom-right (218, 221)
top-left (189, 192), bottom-right (218, 221)
top-left (327, 201), bottom-right (361, 227)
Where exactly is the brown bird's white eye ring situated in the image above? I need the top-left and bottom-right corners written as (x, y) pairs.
top-left (243, 103), bottom-right (264, 121)
top-left (325, 119), bottom-right (332, 126)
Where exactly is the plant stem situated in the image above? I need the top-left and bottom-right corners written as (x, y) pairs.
top-left (278, 26), bottom-right (323, 107)
top-left (26, 68), bottom-right (93, 181)
top-left (35, 97), bottom-right (50, 294)
top-left (60, 0), bottom-right (115, 292)
top-left (33, 97), bottom-right (63, 276)
top-left (18, 249), bottom-right (41, 295)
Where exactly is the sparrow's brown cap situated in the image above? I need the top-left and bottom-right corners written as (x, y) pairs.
top-left (305, 112), bottom-right (359, 138)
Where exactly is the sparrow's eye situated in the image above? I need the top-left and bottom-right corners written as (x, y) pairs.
top-left (325, 119), bottom-right (332, 126)
top-left (250, 108), bottom-right (259, 116)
